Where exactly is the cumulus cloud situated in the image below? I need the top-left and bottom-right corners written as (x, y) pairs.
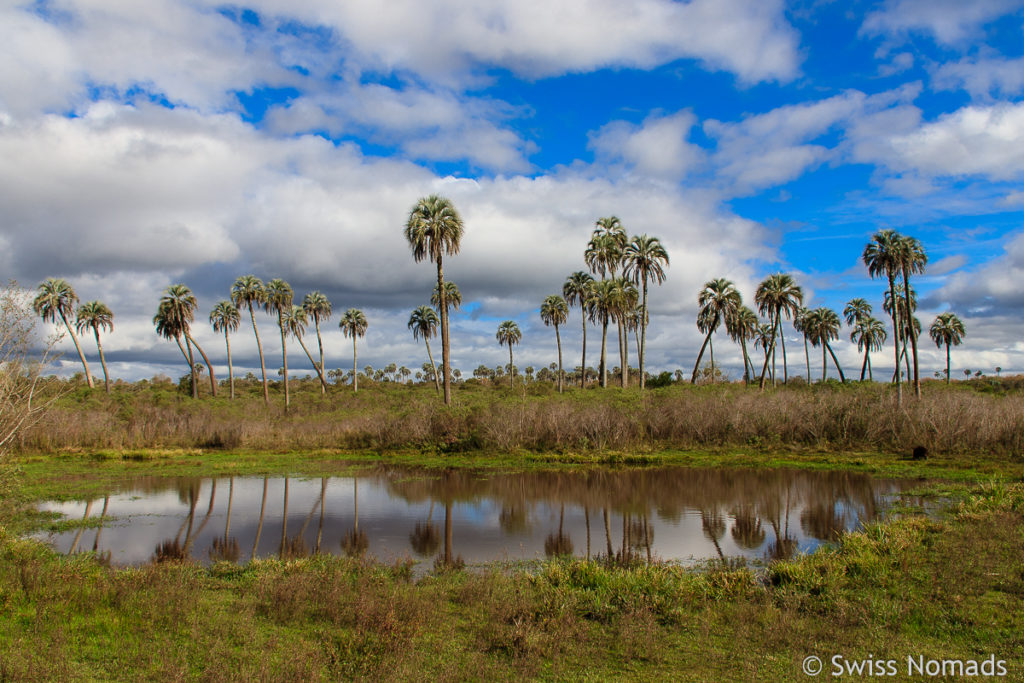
top-left (932, 55), bottom-right (1024, 99)
top-left (588, 111), bottom-right (704, 181)
top-left (928, 232), bottom-right (1024, 314)
top-left (861, 0), bottom-right (1024, 45)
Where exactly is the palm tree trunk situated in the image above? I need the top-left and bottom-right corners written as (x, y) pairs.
top-left (92, 327), bottom-right (110, 393)
top-left (619, 321), bottom-right (628, 388)
top-left (225, 477), bottom-right (234, 540)
top-left (280, 477), bottom-right (289, 558)
top-left (740, 336), bottom-right (751, 385)
top-left (186, 333), bottom-right (218, 397)
top-left (887, 276), bottom-right (903, 406)
top-left (92, 496), bottom-right (109, 552)
top-left (248, 306), bottom-right (269, 404)
top-left (600, 320), bottom-right (609, 388)
top-left (316, 478), bottom-right (326, 553)
top-left (508, 345), bottom-right (514, 388)
top-left (296, 335), bottom-right (328, 390)
top-left (803, 335), bottom-right (811, 381)
top-left (822, 345), bottom-right (827, 381)
top-left (903, 334), bottom-right (912, 388)
top-left (860, 346), bottom-right (869, 382)
top-left (585, 507), bottom-right (591, 559)
top-left (182, 333), bottom-right (198, 399)
top-left (639, 279), bottom-right (648, 390)
top-left (59, 311), bottom-right (94, 388)
top-left (424, 339), bottom-right (440, 393)
top-left (277, 313), bottom-right (289, 408)
top-left (352, 336), bottom-right (358, 393)
top-left (314, 317), bottom-right (325, 395)
top-left (868, 353), bottom-right (873, 382)
top-left (780, 324), bottom-right (788, 384)
top-left (437, 257), bottom-right (451, 406)
top-left (709, 335), bottom-right (715, 382)
top-left (946, 342), bottom-right (951, 385)
top-left (691, 331), bottom-right (712, 383)
top-left (555, 323), bottom-right (563, 393)
top-left (252, 477), bottom-right (267, 560)
top-left (580, 313), bottom-right (588, 388)
top-left (603, 507), bottom-right (612, 557)
top-left (902, 265), bottom-right (921, 398)
top-left (224, 330), bottom-right (235, 399)
top-left (826, 342), bottom-right (846, 383)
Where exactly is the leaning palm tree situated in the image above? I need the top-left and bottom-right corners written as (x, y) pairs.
top-left (285, 306), bottom-right (328, 390)
top-left (726, 305), bottom-right (759, 385)
top-left (209, 301), bottom-right (240, 399)
top-left (896, 235), bottom-right (927, 397)
top-left (340, 309), bottom-right (368, 392)
top-left (563, 271), bottom-right (596, 388)
top-left (755, 273), bottom-right (803, 389)
top-left (495, 321), bottom-right (522, 389)
top-left (623, 234), bottom-right (669, 389)
top-left (589, 279), bottom-right (618, 388)
top-left (863, 230), bottom-right (904, 403)
top-left (301, 291), bottom-right (332, 395)
top-left (540, 295), bottom-right (569, 392)
top-left (408, 306), bottom-right (440, 393)
top-left (231, 275), bottom-right (270, 404)
top-left (263, 279), bottom-right (293, 408)
top-left (75, 301), bottom-right (113, 392)
top-left (691, 278), bottom-right (741, 384)
top-left (405, 195), bottom-right (464, 406)
top-left (851, 316), bottom-right (887, 381)
top-left (161, 284), bottom-right (217, 396)
top-left (802, 307), bottom-right (845, 382)
top-left (930, 313), bottom-right (965, 385)
top-left (154, 288), bottom-right (197, 397)
top-left (32, 278), bottom-right (93, 388)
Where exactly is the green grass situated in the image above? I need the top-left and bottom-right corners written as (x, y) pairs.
top-left (1, 479), bottom-right (1022, 681)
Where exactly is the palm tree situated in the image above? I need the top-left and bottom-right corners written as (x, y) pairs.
top-left (586, 218), bottom-right (630, 386)
top-left (793, 307), bottom-right (812, 381)
top-left (863, 230), bottom-right (904, 403)
top-left (540, 295), bottom-right (569, 392)
top-left (884, 285), bottom-right (918, 385)
top-left (495, 321), bottom-right (521, 389)
top-left (755, 273), bottom-right (803, 389)
top-left (263, 279), bottom-right (293, 408)
top-left (896, 235), bottom-right (927, 397)
top-left (75, 301), bottom-right (113, 393)
top-left (754, 323), bottom-right (775, 384)
top-left (161, 284), bottom-right (217, 396)
top-left (209, 301), bottom-right (240, 399)
top-left (340, 309), bottom-right (368, 392)
top-left (850, 316), bottom-right (887, 381)
top-left (301, 291), bottom-right (332, 395)
top-left (802, 307), bottom-right (845, 382)
top-left (431, 281), bottom-right (462, 314)
top-left (843, 298), bottom-right (872, 327)
top-left (285, 306), bottom-right (328, 390)
top-left (589, 279), bottom-right (618, 388)
top-left (691, 278), bottom-right (741, 383)
top-left (930, 313), bottom-right (965, 385)
top-left (231, 275), bottom-right (270, 404)
top-left (623, 234), bottom-right (669, 390)
top-left (32, 278), bottom-right (94, 388)
top-left (154, 285), bottom-right (203, 398)
top-left (405, 195), bottom-right (464, 406)
top-left (563, 272), bottom-right (595, 388)
top-left (726, 305), bottom-right (759, 385)
top-left (408, 306), bottom-right (440, 393)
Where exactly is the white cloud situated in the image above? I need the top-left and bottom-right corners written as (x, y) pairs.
top-left (932, 55), bottom-right (1024, 99)
top-left (929, 232), bottom-right (1024, 313)
top-left (862, 0), bottom-right (1024, 45)
top-left (588, 112), bottom-right (704, 181)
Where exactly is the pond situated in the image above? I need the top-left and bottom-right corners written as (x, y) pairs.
top-left (38, 466), bottom-right (921, 568)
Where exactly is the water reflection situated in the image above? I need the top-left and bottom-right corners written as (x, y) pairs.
top-left (39, 466), bottom-right (919, 569)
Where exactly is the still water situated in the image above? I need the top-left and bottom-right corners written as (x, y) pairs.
top-left (39, 466), bottom-right (920, 567)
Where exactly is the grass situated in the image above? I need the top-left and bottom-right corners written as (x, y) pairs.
top-left (0, 479), bottom-right (1022, 681)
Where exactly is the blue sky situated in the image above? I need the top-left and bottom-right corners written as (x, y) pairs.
top-left (2, 0), bottom-right (1023, 381)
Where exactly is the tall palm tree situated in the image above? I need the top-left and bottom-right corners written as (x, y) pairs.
top-left (263, 279), bottom-right (293, 408)
top-left (75, 301), bottom-right (113, 393)
top-left (431, 281), bottom-right (462, 314)
top-left (340, 309), bottom-right (368, 392)
top-left (863, 230), bottom-right (904, 403)
top-left (405, 195), bottom-right (464, 406)
top-left (589, 279), bottom-right (618, 388)
top-left (209, 301), bottom-right (240, 399)
top-left (563, 272), bottom-right (595, 388)
top-left (609, 278), bottom-right (638, 387)
top-left (496, 320), bottom-right (521, 389)
top-left (231, 275), bottom-right (270, 404)
top-left (623, 234), bottom-right (669, 390)
top-left (884, 285), bottom-right (918, 386)
top-left (793, 307), bottom-right (812, 381)
top-left (755, 273), bottom-right (803, 389)
top-left (586, 218), bottom-right (630, 386)
top-left (843, 298), bottom-right (872, 327)
top-left (301, 291), bottom-right (332, 395)
top-left (726, 305), bottom-right (759, 385)
top-left (930, 313), bottom-right (965, 385)
top-left (32, 278), bottom-right (94, 388)
top-left (285, 306), bottom-right (328, 390)
top-left (851, 316), bottom-right (887, 381)
top-left (897, 235), bottom-right (927, 397)
top-left (691, 278), bottom-right (741, 384)
top-left (802, 307), bottom-right (845, 382)
top-left (408, 306), bottom-right (440, 393)
top-left (540, 295), bottom-right (569, 393)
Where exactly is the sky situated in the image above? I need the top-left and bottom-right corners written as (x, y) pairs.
top-left (2, 0), bottom-right (1023, 383)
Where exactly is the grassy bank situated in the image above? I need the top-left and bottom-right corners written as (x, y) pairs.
top-left (16, 377), bottom-right (1024, 459)
top-left (1, 480), bottom-right (1022, 681)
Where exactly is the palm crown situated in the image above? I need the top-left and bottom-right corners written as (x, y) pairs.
top-left (340, 309), bottom-right (368, 338)
top-left (209, 301), bottom-right (240, 333)
top-left (75, 301), bottom-right (113, 336)
top-left (540, 295), bottom-right (568, 327)
top-left (408, 306), bottom-right (439, 340)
